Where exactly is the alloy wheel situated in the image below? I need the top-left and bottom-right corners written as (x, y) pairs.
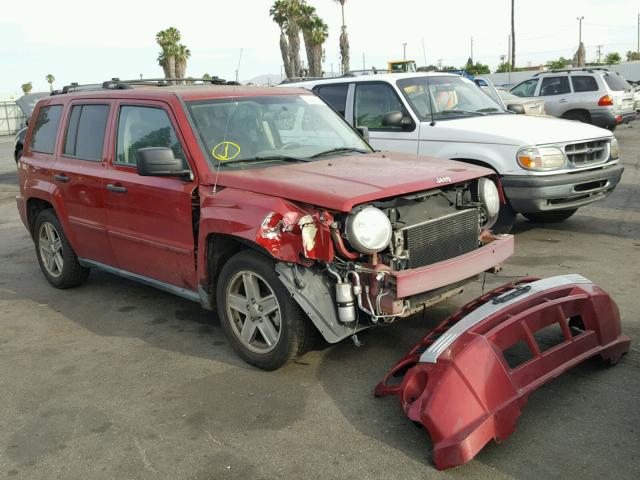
top-left (38, 222), bottom-right (64, 278)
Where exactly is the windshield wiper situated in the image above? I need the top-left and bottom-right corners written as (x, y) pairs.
top-left (221, 155), bottom-right (311, 166)
top-left (477, 107), bottom-right (503, 113)
top-left (438, 109), bottom-right (487, 116)
top-left (309, 147), bottom-right (369, 159)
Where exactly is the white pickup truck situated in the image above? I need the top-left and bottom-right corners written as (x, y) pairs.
top-left (281, 72), bottom-right (624, 232)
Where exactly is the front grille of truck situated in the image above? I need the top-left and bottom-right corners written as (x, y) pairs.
top-left (404, 208), bottom-right (480, 269)
top-left (564, 140), bottom-right (609, 166)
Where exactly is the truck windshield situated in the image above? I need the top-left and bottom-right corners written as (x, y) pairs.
top-left (187, 95), bottom-right (371, 168)
top-left (397, 76), bottom-right (507, 120)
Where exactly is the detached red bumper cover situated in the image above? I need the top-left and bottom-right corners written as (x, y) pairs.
top-left (375, 275), bottom-right (630, 470)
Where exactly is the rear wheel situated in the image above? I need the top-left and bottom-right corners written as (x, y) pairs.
top-left (523, 209), bottom-right (578, 223)
top-left (216, 250), bottom-right (313, 370)
top-left (34, 209), bottom-right (89, 288)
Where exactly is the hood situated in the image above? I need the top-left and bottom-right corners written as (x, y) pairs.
top-left (15, 92), bottom-right (50, 117)
top-left (215, 152), bottom-right (492, 212)
top-left (426, 114), bottom-right (612, 146)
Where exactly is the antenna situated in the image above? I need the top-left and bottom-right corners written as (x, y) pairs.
top-left (235, 48), bottom-right (243, 84)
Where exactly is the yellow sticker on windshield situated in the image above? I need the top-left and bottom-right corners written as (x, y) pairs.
top-left (212, 141), bottom-right (241, 161)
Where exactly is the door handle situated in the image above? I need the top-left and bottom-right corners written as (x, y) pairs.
top-left (54, 173), bottom-right (70, 182)
top-left (106, 183), bottom-right (127, 193)
top-left (559, 99), bottom-right (568, 103)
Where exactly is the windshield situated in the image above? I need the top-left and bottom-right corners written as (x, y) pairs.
top-left (187, 95), bottom-right (371, 168)
top-left (397, 76), bottom-right (506, 120)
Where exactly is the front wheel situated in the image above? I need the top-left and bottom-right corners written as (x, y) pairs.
top-left (523, 209), bottom-right (578, 223)
top-left (34, 209), bottom-right (89, 288)
top-left (216, 250), bottom-right (313, 370)
top-left (491, 202), bottom-right (517, 234)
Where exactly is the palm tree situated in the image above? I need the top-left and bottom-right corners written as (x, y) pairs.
top-left (156, 27), bottom-right (185, 81)
top-left (270, 0), bottom-right (294, 78)
top-left (300, 5), bottom-right (328, 77)
top-left (270, 0), bottom-right (303, 77)
top-left (175, 44), bottom-right (191, 82)
top-left (21, 82), bottom-right (33, 95)
top-left (334, 0), bottom-right (350, 74)
top-left (510, 0), bottom-right (515, 69)
top-left (45, 74), bottom-right (55, 92)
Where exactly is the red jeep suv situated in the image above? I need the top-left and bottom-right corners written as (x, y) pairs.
top-left (16, 80), bottom-right (514, 369)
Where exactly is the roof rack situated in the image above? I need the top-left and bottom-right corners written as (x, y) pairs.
top-left (534, 67), bottom-right (611, 76)
top-left (51, 77), bottom-right (239, 95)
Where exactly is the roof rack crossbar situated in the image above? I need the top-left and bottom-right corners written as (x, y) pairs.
top-left (51, 77), bottom-right (240, 95)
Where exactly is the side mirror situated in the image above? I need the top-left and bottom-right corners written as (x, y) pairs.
top-left (136, 147), bottom-right (190, 178)
top-left (356, 126), bottom-right (369, 141)
top-left (507, 103), bottom-right (526, 114)
top-left (382, 111), bottom-right (413, 129)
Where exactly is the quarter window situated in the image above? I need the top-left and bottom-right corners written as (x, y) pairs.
top-left (314, 85), bottom-right (349, 116)
top-left (116, 106), bottom-right (185, 167)
top-left (29, 105), bottom-right (63, 154)
top-left (571, 76), bottom-right (598, 93)
top-left (355, 83), bottom-right (407, 130)
top-left (63, 105), bottom-right (109, 160)
top-left (510, 79), bottom-right (538, 97)
top-left (539, 77), bottom-right (571, 96)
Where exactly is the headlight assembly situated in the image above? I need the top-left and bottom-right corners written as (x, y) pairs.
top-left (345, 207), bottom-right (392, 254)
top-left (516, 146), bottom-right (566, 171)
top-left (609, 137), bottom-right (619, 159)
top-left (477, 178), bottom-right (500, 229)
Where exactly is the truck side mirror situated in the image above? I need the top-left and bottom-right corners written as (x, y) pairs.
top-left (382, 111), bottom-right (413, 129)
top-left (136, 147), bottom-right (190, 179)
top-left (356, 126), bottom-right (369, 141)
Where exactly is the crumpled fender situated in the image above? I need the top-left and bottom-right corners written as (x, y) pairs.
top-left (375, 275), bottom-right (630, 470)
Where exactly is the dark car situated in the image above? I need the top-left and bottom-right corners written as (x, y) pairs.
top-left (14, 92), bottom-right (49, 162)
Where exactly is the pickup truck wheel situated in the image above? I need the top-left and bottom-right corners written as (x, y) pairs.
top-left (491, 203), bottom-right (517, 234)
top-left (523, 209), bottom-right (578, 223)
top-left (217, 250), bottom-right (313, 370)
top-left (34, 209), bottom-right (89, 288)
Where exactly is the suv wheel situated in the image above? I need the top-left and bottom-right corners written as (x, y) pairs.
top-left (216, 250), bottom-right (313, 370)
top-left (491, 203), bottom-right (517, 234)
top-left (34, 209), bottom-right (90, 288)
top-left (562, 111), bottom-right (590, 124)
top-left (523, 209), bottom-right (578, 223)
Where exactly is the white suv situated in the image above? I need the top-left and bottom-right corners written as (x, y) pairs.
top-left (280, 72), bottom-right (624, 232)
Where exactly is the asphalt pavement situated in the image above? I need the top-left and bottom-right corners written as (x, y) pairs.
top-left (0, 127), bottom-right (638, 480)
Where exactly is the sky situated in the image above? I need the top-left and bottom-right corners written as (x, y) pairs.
top-left (1, 0), bottom-right (638, 99)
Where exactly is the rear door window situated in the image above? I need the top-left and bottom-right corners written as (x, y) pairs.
top-left (63, 104), bottom-right (110, 160)
top-left (571, 76), bottom-right (599, 92)
top-left (29, 105), bottom-right (63, 154)
top-left (510, 79), bottom-right (538, 97)
top-left (314, 85), bottom-right (349, 116)
top-left (539, 77), bottom-right (571, 96)
top-left (115, 105), bottom-right (185, 167)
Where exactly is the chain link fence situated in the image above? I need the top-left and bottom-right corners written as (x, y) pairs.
top-left (0, 101), bottom-right (26, 136)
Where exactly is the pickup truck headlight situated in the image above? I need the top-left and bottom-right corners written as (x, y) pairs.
top-left (609, 137), bottom-right (619, 159)
top-left (345, 207), bottom-right (392, 254)
top-left (516, 146), bottom-right (566, 171)
top-left (478, 178), bottom-right (500, 229)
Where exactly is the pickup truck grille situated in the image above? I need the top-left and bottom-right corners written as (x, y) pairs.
top-left (404, 209), bottom-right (480, 269)
top-left (564, 140), bottom-right (609, 166)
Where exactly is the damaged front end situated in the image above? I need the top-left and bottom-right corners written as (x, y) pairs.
top-left (375, 275), bottom-right (630, 470)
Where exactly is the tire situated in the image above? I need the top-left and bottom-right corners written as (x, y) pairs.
top-left (523, 209), bottom-right (578, 223)
top-left (15, 149), bottom-right (22, 164)
top-left (491, 202), bottom-right (517, 234)
top-left (33, 209), bottom-right (90, 288)
top-left (216, 250), bottom-right (313, 370)
top-left (562, 111), bottom-right (590, 124)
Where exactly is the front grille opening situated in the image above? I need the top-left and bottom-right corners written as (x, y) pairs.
top-left (533, 322), bottom-right (567, 352)
top-left (565, 140), bottom-right (608, 166)
top-left (405, 209), bottom-right (479, 269)
top-left (503, 340), bottom-right (534, 369)
top-left (568, 315), bottom-right (585, 335)
top-left (574, 180), bottom-right (607, 192)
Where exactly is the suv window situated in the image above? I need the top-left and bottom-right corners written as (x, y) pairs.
top-left (116, 106), bottom-right (185, 166)
top-left (510, 79), bottom-right (538, 97)
top-left (63, 105), bottom-right (109, 160)
top-left (314, 85), bottom-right (348, 116)
top-left (571, 76), bottom-right (599, 93)
top-left (355, 83), bottom-right (406, 129)
top-left (29, 105), bottom-right (63, 154)
top-left (539, 76), bottom-right (571, 96)
top-left (603, 74), bottom-right (631, 92)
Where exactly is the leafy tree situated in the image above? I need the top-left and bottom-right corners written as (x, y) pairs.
top-left (45, 74), bottom-right (55, 92)
top-left (300, 3), bottom-right (328, 77)
top-left (464, 59), bottom-right (490, 75)
top-left (156, 27), bottom-right (190, 82)
top-left (21, 82), bottom-right (33, 95)
top-left (270, 0), bottom-right (304, 78)
top-left (175, 44), bottom-right (191, 80)
top-left (626, 51), bottom-right (640, 62)
top-left (334, 0), bottom-right (350, 74)
top-left (547, 57), bottom-right (569, 70)
top-left (605, 52), bottom-right (621, 65)
top-left (202, 73), bottom-right (212, 81)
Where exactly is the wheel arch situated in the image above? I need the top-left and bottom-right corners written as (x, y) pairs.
top-left (561, 109), bottom-right (591, 122)
top-left (26, 197), bottom-right (55, 238)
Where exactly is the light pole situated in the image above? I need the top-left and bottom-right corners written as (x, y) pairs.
top-left (402, 43), bottom-right (407, 60)
top-left (577, 16), bottom-right (584, 45)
